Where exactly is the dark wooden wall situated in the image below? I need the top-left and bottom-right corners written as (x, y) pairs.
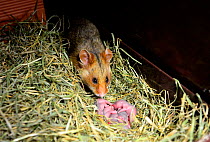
top-left (44, 0), bottom-right (210, 102)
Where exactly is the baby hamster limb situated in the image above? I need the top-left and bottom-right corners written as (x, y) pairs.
top-left (103, 105), bottom-right (117, 118)
top-left (96, 99), bottom-right (112, 115)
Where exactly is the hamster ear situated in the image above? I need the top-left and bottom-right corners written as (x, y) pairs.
top-left (103, 48), bottom-right (113, 63)
top-left (79, 50), bottom-right (94, 65)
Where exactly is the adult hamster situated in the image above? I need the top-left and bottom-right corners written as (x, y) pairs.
top-left (68, 18), bottom-right (113, 97)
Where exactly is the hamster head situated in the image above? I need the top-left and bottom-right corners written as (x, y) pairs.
top-left (78, 48), bottom-right (113, 97)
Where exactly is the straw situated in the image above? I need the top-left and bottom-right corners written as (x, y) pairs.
top-left (0, 18), bottom-right (209, 142)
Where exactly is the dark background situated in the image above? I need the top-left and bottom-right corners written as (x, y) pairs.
top-left (43, 0), bottom-right (210, 102)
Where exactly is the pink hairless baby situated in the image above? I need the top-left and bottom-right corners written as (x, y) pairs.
top-left (96, 98), bottom-right (113, 115)
top-left (103, 105), bottom-right (117, 118)
top-left (112, 100), bottom-right (137, 122)
top-left (96, 99), bottom-right (137, 129)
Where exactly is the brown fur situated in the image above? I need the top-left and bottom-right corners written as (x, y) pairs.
top-left (68, 18), bottom-right (113, 97)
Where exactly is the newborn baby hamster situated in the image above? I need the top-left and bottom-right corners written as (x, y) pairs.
top-left (112, 100), bottom-right (137, 122)
top-left (96, 98), bottom-right (113, 116)
top-left (68, 18), bottom-right (113, 97)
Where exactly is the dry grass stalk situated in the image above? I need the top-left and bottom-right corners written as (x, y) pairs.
top-left (0, 19), bottom-right (209, 142)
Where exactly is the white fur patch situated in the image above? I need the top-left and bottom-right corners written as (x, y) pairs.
top-left (79, 69), bottom-right (89, 78)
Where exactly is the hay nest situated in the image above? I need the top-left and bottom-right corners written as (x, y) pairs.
top-left (0, 19), bottom-right (210, 142)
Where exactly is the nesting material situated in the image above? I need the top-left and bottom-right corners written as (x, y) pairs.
top-left (0, 19), bottom-right (210, 142)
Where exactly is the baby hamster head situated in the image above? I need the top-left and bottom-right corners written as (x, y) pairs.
top-left (78, 48), bottom-right (113, 97)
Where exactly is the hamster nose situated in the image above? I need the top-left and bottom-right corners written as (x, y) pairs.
top-left (97, 85), bottom-right (108, 97)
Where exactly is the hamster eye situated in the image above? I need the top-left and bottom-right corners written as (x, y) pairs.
top-left (92, 77), bottom-right (98, 84)
top-left (106, 76), bottom-right (109, 83)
